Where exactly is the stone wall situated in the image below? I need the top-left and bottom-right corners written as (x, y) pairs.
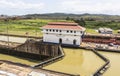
top-left (14, 40), bottom-right (60, 57)
top-left (0, 40), bottom-right (61, 60)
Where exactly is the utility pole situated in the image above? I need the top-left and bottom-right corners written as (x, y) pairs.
top-left (26, 32), bottom-right (29, 40)
top-left (35, 29), bottom-right (37, 37)
top-left (7, 24), bottom-right (9, 47)
top-left (4, 18), bottom-right (9, 47)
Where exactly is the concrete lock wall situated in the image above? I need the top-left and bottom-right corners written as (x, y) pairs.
top-left (0, 40), bottom-right (62, 60)
top-left (14, 40), bottom-right (60, 57)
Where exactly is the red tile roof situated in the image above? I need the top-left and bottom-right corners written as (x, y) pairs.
top-left (42, 22), bottom-right (85, 31)
top-left (48, 22), bottom-right (78, 25)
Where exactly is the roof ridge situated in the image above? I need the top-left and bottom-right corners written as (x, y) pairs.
top-left (42, 22), bottom-right (86, 31)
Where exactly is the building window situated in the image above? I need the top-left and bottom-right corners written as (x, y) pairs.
top-left (80, 31), bottom-right (83, 34)
top-left (73, 39), bottom-right (77, 45)
top-left (46, 29), bottom-right (48, 31)
top-left (74, 31), bottom-right (76, 33)
top-left (50, 29), bottom-right (51, 32)
top-left (53, 29), bottom-right (55, 32)
top-left (70, 30), bottom-right (73, 33)
top-left (56, 30), bottom-right (58, 32)
top-left (60, 30), bottom-right (62, 32)
top-left (67, 30), bottom-right (69, 33)
top-left (59, 38), bottom-right (62, 44)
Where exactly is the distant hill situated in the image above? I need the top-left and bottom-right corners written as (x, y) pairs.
top-left (23, 13), bottom-right (120, 21)
top-left (1, 13), bottom-right (120, 21)
top-left (0, 15), bottom-right (10, 19)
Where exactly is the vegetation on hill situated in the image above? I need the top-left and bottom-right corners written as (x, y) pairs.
top-left (0, 13), bottom-right (120, 36)
top-left (23, 13), bottom-right (120, 21)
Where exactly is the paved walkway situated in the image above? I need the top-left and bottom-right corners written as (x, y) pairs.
top-left (0, 35), bottom-right (27, 43)
top-left (0, 61), bottom-right (69, 76)
top-left (81, 42), bottom-right (120, 50)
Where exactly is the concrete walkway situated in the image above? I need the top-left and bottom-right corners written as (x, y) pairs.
top-left (81, 42), bottom-right (120, 50)
top-left (0, 35), bottom-right (27, 43)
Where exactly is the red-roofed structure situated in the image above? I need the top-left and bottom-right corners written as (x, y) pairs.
top-left (42, 22), bottom-right (85, 31)
top-left (42, 22), bottom-right (86, 46)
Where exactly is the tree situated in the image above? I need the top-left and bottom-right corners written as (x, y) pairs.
top-left (73, 18), bottom-right (86, 27)
top-left (66, 16), bottom-right (70, 21)
top-left (95, 22), bottom-right (107, 27)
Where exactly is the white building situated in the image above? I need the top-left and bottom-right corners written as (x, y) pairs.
top-left (42, 22), bottom-right (86, 46)
top-left (98, 28), bottom-right (113, 34)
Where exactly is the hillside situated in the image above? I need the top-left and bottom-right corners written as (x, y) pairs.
top-left (23, 13), bottom-right (120, 21)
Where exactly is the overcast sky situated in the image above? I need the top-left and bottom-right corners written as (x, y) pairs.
top-left (0, 0), bottom-right (120, 15)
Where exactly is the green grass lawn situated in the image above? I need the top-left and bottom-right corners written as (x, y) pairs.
top-left (0, 19), bottom-right (119, 36)
top-left (85, 21), bottom-right (120, 34)
top-left (86, 28), bottom-right (98, 34)
top-left (0, 19), bottom-right (72, 37)
top-left (0, 19), bottom-right (49, 36)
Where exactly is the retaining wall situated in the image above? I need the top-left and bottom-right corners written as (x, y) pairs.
top-left (0, 40), bottom-right (61, 60)
top-left (33, 46), bottom-right (65, 68)
top-left (92, 49), bottom-right (110, 76)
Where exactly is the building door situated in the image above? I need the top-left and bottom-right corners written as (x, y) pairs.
top-left (59, 38), bottom-right (62, 44)
top-left (73, 39), bottom-right (77, 45)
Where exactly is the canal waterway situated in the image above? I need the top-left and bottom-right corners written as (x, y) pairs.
top-left (0, 53), bottom-right (39, 65)
top-left (0, 48), bottom-right (119, 76)
top-left (44, 48), bottom-right (105, 76)
top-left (99, 51), bottom-right (120, 76)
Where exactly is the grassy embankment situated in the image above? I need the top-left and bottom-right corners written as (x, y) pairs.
top-left (85, 21), bottom-right (120, 34)
top-left (0, 19), bottom-right (71, 37)
top-left (0, 19), bottom-right (120, 37)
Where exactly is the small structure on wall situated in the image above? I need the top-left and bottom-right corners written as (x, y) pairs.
top-left (118, 30), bottom-right (120, 34)
top-left (98, 28), bottom-right (113, 34)
top-left (42, 22), bottom-right (86, 46)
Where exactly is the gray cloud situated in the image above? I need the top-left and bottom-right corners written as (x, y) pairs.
top-left (0, 0), bottom-right (44, 9)
top-left (59, 0), bottom-right (120, 15)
